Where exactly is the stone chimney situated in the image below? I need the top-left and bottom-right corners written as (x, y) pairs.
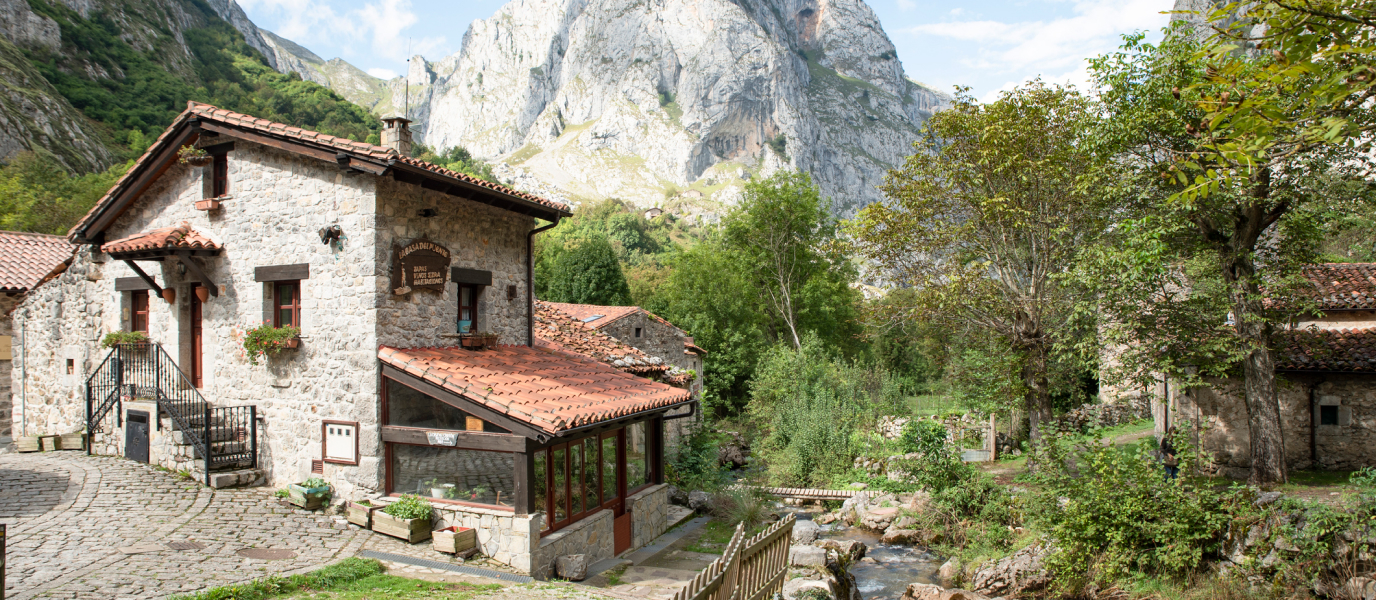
top-left (381, 117), bottom-right (413, 156)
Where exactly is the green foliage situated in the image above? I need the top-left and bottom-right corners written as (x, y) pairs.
top-left (1027, 424), bottom-right (1238, 591)
top-left (892, 420), bottom-right (975, 493)
top-left (100, 330), bottom-right (149, 348)
top-left (381, 494), bottom-right (433, 520)
top-left (542, 234), bottom-right (633, 306)
top-left (666, 426), bottom-right (727, 492)
top-left (750, 334), bottom-right (904, 487)
top-left (411, 144), bottom-right (498, 183)
top-left (241, 323), bottom-right (300, 366)
top-left (300, 477), bottom-right (328, 489)
top-left (171, 557), bottom-right (385, 600)
top-left (709, 487), bottom-right (769, 531)
top-left (0, 152), bottom-right (130, 234)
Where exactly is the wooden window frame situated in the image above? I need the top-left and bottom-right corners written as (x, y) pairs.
top-left (273, 281), bottom-right (301, 328)
top-left (322, 420), bottom-right (360, 465)
top-left (211, 153), bottom-right (229, 197)
top-left (130, 289), bottom-right (150, 333)
top-left (457, 284), bottom-right (480, 333)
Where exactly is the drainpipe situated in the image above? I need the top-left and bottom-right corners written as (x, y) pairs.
top-left (526, 218), bottom-right (559, 347)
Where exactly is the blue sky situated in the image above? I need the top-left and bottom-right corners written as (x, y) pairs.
top-left (236, 0), bottom-right (1171, 102)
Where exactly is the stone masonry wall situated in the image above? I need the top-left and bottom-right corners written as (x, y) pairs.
top-left (628, 483), bottom-right (669, 551)
top-left (430, 502), bottom-right (540, 573)
top-left (598, 312), bottom-right (703, 451)
top-left (373, 177), bottom-right (532, 349)
top-left (1179, 373), bottom-right (1376, 476)
top-left (531, 509), bottom-right (615, 580)
top-left (1, 293), bottom-right (16, 439)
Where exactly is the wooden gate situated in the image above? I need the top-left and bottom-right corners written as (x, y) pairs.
top-left (674, 513), bottom-right (795, 600)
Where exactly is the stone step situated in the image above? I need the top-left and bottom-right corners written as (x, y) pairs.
top-left (199, 467), bottom-right (264, 489)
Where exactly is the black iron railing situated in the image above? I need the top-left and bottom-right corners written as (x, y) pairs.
top-left (85, 343), bottom-right (258, 484)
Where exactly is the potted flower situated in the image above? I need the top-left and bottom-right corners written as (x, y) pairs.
top-left (287, 477), bottom-right (331, 510)
top-left (101, 330), bottom-right (150, 349)
top-left (423, 478), bottom-right (453, 500)
top-left (373, 494), bottom-right (433, 543)
top-left (432, 525), bottom-right (477, 555)
top-left (242, 322), bottom-right (301, 365)
top-left (346, 499), bottom-right (382, 528)
top-left (178, 145), bottom-right (213, 166)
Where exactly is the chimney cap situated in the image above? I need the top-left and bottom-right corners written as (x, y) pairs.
top-left (382, 116), bottom-right (412, 126)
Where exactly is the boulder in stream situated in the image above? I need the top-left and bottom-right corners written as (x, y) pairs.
top-left (861, 507), bottom-right (901, 531)
top-left (793, 520), bottom-right (821, 544)
top-left (969, 542), bottom-right (1051, 597)
top-left (791, 544), bottom-right (828, 567)
top-left (880, 528), bottom-right (925, 545)
top-left (900, 583), bottom-right (992, 600)
top-left (817, 539), bottom-right (868, 562)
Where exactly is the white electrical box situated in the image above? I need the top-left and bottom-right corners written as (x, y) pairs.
top-left (323, 421), bottom-right (358, 464)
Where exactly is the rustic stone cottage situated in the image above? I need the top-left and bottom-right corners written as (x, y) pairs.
top-left (1150, 263), bottom-right (1376, 478)
top-left (0, 230), bottom-right (75, 442)
top-left (7, 102), bottom-right (692, 576)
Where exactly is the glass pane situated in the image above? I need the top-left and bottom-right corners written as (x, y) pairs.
top-left (390, 444), bottom-right (515, 507)
top-left (278, 283), bottom-right (294, 306)
top-left (534, 450), bottom-right (548, 526)
top-left (278, 308), bottom-right (294, 327)
top-left (385, 379), bottom-right (509, 432)
top-left (571, 444), bottom-right (584, 515)
top-left (627, 422), bottom-right (648, 490)
top-left (584, 437), bottom-right (600, 509)
top-left (602, 436), bottom-right (617, 503)
top-left (553, 448), bottom-right (567, 522)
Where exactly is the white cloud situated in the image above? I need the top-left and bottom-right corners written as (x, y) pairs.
top-left (897, 0), bottom-right (915, 12)
top-left (903, 0), bottom-right (1169, 100)
top-left (367, 67), bottom-right (399, 79)
top-left (237, 0), bottom-right (445, 63)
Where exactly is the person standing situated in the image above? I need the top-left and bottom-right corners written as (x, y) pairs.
top-left (1161, 426), bottom-right (1179, 480)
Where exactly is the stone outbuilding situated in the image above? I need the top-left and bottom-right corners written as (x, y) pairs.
top-left (1150, 263), bottom-right (1376, 477)
top-left (0, 229), bottom-right (75, 442)
top-left (7, 102), bottom-right (691, 577)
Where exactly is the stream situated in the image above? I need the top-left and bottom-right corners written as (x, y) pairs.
top-left (779, 505), bottom-right (942, 600)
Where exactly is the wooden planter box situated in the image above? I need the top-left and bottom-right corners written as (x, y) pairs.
top-left (59, 433), bottom-right (85, 451)
top-left (372, 511), bottom-right (431, 543)
top-left (16, 437), bottom-right (40, 453)
top-left (431, 526), bottom-right (477, 554)
top-left (194, 198), bottom-right (221, 211)
top-left (39, 435), bottom-right (60, 452)
top-left (346, 500), bottom-right (381, 528)
top-left (460, 334), bottom-right (498, 350)
top-left (287, 483), bottom-right (330, 510)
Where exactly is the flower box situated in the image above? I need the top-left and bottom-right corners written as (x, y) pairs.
top-left (16, 437), bottom-right (40, 453)
top-left (372, 510), bottom-right (432, 543)
top-left (39, 435), bottom-right (60, 452)
top-left (346, 500), bottom-right (381, 528)
top-left (194, 198), bottom-right (221, 211)
top-left (59, 432), bottom-right (85, 451)
top-left (287, 482), bottom-right (330, 510)
top-left (460, 333), bottom-right (498, 350)
top-left (431, 526), bottom-right (477, 554)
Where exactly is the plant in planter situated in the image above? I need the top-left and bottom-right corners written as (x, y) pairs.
top-left (242, 322), bottom-right (301, 365)
top-left (467, 484), bottom-right (490, 502)
top-left (423, 478), bottom-right (454, 499)
top-left (346, 499), bottom-right (382, 528)
top-left (373, 494), bottom-right (433, 543)
top-left (101, 330), bottom-right (150, 348)
top-left (178, 145), bottom-right (213, 166)
top-left (287, 477), bottom-right (331, 510)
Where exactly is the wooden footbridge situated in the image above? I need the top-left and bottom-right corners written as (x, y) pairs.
top-left (732, 485), bottom-right (861, 501)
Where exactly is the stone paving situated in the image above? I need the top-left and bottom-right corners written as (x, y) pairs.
top-left (0, 452), bottom-right (373, 599)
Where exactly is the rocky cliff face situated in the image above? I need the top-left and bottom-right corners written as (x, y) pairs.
top-left (258, 0), bottom-right (949, 214)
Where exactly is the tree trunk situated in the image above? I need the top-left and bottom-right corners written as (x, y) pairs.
top-left (1225, 258), bottom-right (1288, 485)
top-left (1014, 309), bottom-right (1054, 449)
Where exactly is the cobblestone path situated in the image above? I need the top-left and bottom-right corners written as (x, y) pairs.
top-left (0, 452), bottom-right (373, 599)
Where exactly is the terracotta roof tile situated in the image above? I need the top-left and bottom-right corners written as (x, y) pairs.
top-left (1276, 327), bottom-right (1376, 373)
top-left (0, 230), bottom-right (74, 293)
top-left (542, 301), bottom-right (685, 333)
top-left (533, 301), bottom-right (668, 374)
top-left (70, 102), bottom-right (569, 241)
top-left (100, 221), bottom-right (220, 255)
top-left (1301, 263), bottom-right (1376, 310)
top-left (378, 345), bottom-right (690, 433)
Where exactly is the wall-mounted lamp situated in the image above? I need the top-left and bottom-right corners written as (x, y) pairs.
top-left (318, 225), bottom-right (343, 245)
top-left (417, 208), bottom-right (438, 218)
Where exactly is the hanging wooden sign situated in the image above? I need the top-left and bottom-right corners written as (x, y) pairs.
top-left (392, 240), bottom-right (451, 294)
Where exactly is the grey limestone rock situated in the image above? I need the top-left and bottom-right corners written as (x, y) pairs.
top-left (688, 490), bottom-right (712, 513)
top-left (970, 543), bottom-right (1051, 597)
top-left (555, 554), bottom-right (588, 581)
top-left (790, 544), bottom-right (828, 567)
top-left (792, 519), bottom-right (820, 544)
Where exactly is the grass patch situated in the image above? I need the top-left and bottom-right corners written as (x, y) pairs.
top-left (1277, 469), bottom-right (1355, 492)
top-left (684, 519), bottom-right (739, 554)
top-left (605, 565), bottom-right (628, 586)
top-left (169, 557), bottom-right (500, 600)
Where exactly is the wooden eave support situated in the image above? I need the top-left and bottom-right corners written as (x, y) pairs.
top-left (198, 122), bottom-right (388, 175)
top-left (176, 250), bottom-right (218, 297)
top-left (122, 260), bottom-right (163, 296)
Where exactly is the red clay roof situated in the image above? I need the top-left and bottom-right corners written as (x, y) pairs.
top-left (101, 221), bottom-right (220, 255)
top-left (542, 301), bottom-right (685, 333)
top-left (377, 345), bottom-right (691, 434)
top-left (0, 230), bottom-right (74, 293)
top-left (70, 102), bottom-right (569, 241)
top-left (1277, 328), bottom-right (1376, 373)
top-left (534, 301), bottom-right (668, 374)
top-left (1302, 263), bottom-right (1376, 310)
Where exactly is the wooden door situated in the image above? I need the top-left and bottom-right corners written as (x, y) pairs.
top-left (609, 428), bottom-right (632, 554)
top-left (191, 285), bottom-right (204, 388)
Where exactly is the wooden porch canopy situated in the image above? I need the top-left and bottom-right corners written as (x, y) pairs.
top-left (100, 221), bottom-right (222, 297)
top-left (377, 345), bottom-right (693, 443)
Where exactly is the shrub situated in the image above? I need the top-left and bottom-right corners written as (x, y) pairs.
top-left (890, 419), bottom-right (972, 493)
top-left (101, 330), bottom-right (149, 348)
top-left (666, 425), bottom-right (727, 492)
top-left (710, 487), bottom-right (768, 531)
top-left (1027, 423), bottom-right (1237, 592)
top-left (381, 494), bottom-right (432, 520)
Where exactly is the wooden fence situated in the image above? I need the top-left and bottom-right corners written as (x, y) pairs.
top-left (673, 513), bottom-right (796, 600)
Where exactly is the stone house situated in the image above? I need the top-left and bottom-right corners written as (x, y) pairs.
top-left (0, 230), bottom-right (75, 442)
top-left (542, 302), bottom-right (706, 445)
top-left (1146, 263), bottom-right (1376, 477)
top-left (7, 102), bottom-right (691, 577)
